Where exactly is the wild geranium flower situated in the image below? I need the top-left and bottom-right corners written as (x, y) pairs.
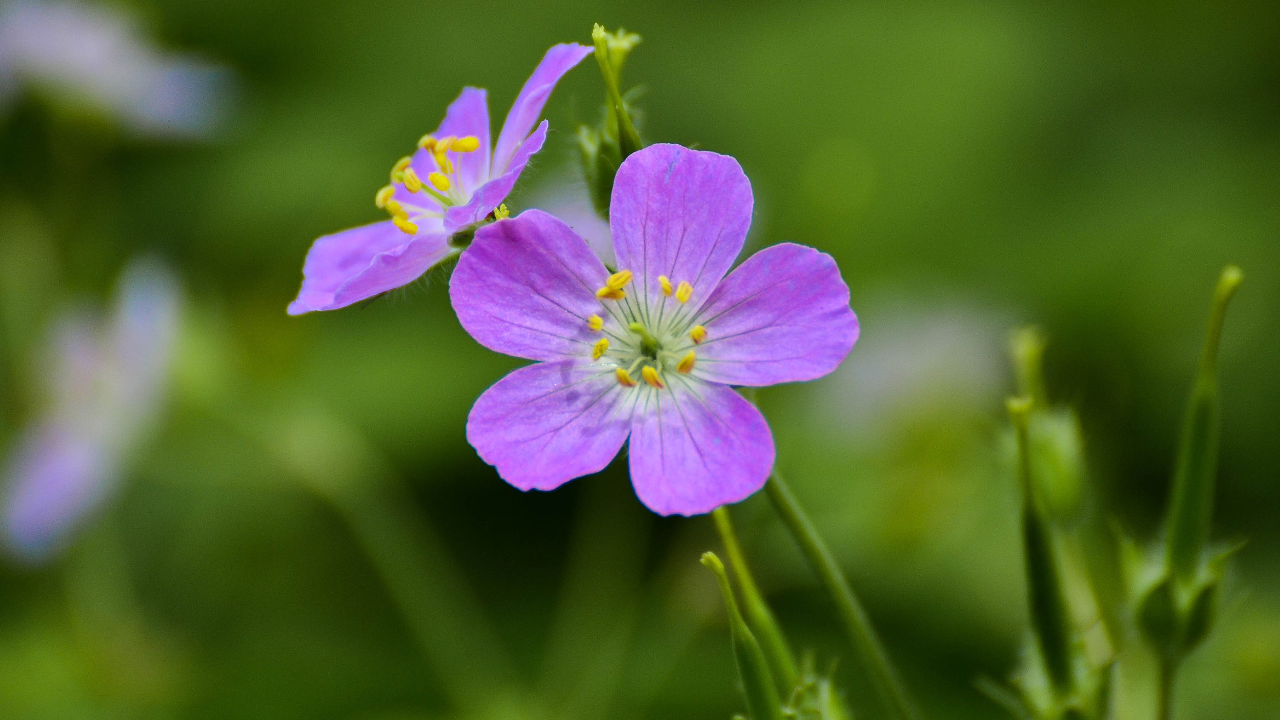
top-left (2, 259), bottom-right (180, 561)
top-left (450, 144), bottom-right (859, 516)
top-left (287, 43), bottom-right (593, 315)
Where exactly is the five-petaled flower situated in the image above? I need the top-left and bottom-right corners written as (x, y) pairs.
top-left (450, 144), bottom-right (860, 516)
top-left (287, 42), bottom-right (593, 315)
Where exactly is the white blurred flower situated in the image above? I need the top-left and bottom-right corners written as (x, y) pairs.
top-left (0, 0), bottom-right (232, 137)
top-left (2, 258), bottom-right (181, 562)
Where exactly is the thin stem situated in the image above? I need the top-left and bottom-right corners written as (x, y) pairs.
top-left (766, 471), bottom-right (921, 720)
top-left (1157, 659), bottom-right (1177, 720)
top-left (712, 506), bottom-right (799, 691)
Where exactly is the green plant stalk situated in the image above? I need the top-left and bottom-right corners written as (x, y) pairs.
top-left (1008, 397), bottom-right (1075, 695)
top-left (702, 552), bottom-right (785, 720)
top-left (591, 24), bottom-right (642, 158)
top-left (713, 506), bottom-right (800, 692)
top-left (1156, 659), bottom-right (1177, 720)
top-left (1164, 266), bottom-right (1242, 587)
top-left (765, 472), bottom-right (921, 720)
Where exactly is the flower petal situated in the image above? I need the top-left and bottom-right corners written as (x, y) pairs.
top-left (492, 43), bottom-right (593, 175)
top-left (443, 120), bottom-right (547, 231)
top-left (450, 209), bottom-right (609, 361)
top-left (408, 87), bottom-right (491, 196)
top-left (628, 379), bottom-right (774, 516)
top-left (610, 144), bottom-right (753, 314)
top-left (692, 243), bottom-right (859, 386)
top-left (467, 360), bottom-right (631, 491)
top-left (288, 219), bottom-right (452, 315)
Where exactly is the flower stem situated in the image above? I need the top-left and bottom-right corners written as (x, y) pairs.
top-left (1157, 658), bottom-right (1177, 720)
top-left (712, 506), bottom-right (799, 692)
top-left (765, 471), bottom-right (921, 720)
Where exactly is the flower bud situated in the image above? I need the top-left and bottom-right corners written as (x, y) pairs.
top-left (702, 552), bottom-right (784, 720)
top-left (580, 25), bottom-right (644, 219)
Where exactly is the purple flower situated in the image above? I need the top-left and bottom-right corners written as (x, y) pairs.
top-left (288, 43), bottom-right (593, 315)
top-left (449, 144), bottom-right (860, 516)
top-left (2, 259), bottom-right (180, 562)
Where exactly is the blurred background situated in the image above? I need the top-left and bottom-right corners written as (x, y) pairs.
top-left (0, 0), bottom-right (1277, 718)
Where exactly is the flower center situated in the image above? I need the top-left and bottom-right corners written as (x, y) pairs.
top-left (373, 134), bottom-right (482, 235)
top-left (587, 270), bottom-right (709, 389)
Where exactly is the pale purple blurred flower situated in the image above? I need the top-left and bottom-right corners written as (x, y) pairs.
top-left (0, 0), bottom-right (232, 137)
top-left (451, 144), bottom-right (859, 516)
top-left (523, 173), bottom-right (616, 267)
top-left (2, 259), bottom-right (181, 562)
top-left (288, 43), bottom-right (593, 315)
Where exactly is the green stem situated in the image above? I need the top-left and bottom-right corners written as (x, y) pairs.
top-left (702, 552), bottom-right (785, 720)
top-left (1157, 658), bottom-right (1177, 720)
top-left (712, 506), bottom-right (800, 692)
top-left (765, 472), bottom-right (921, 720)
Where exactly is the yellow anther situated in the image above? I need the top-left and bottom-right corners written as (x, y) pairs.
top-left (375, 185), bottom-right (395, 209)
top-left (436, 156), bottom-right (454, 174)
top-left (606, 270), bottom-right (633, 291)
top-left (385, 200), bottom-right (408, 220)
top-left (591, 338), bottom-right (610, 360)
top-left (453, 136), bottom-right (480, 152)
top-left (417, 134), bottom-right (437, 150)
top-left (641, 365), bottom-right (665, 389)
top-left (392, 216), bottom-right (418, 235)
top-left (494, 203), bottom-right (510, 220)
top-left (588, 314), bottom-right (604, 331)
top-left (659, 275), bottom-right (673, 296)
top-left (428, 172), bottom-right (451, 192)
top-left (402, 168), bottom-right (423, 193)
top-left (690, 325), bottom-right (707, 344)
top-left (596, 286), bottom-right (626, 301)
top-left (391, 156), bottom-right (412, 182)
top-left (677, 351), bottom-right (696, 374)
top-left (676, 281), bottom-right (693, 303)
top-left (616, 368), bottom-right (637, 387)
top-left (434, 136), bottom-right (455, 153)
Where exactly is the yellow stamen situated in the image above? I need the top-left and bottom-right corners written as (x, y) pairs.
top-left (677, 351), bottom-right (696, 374)
top-left (417, 134), bottom-right (436, 150)
top-left (659, 275), bottom-right (673, 296)
top-left (676, 281), bottom-right (693, 303)
top-left (428, 172), bottom-right (451, 192)
top-left (587, 314), bottom-right (604, 331)
top-left (385, 200), bottom-right (408, 220)
top-left (494, 203), bottom-right (510, 220)
top-left (390, 156), bottom-right (412, 183)
top-left (453, 136), bottom-right (480, 152)
top-left (606, 269), bottom-right (633, 291)
top-left (591, 338), bottom-right (610, 360)
top-left (434, 136), bottom-right (455, 153)
top-left (641, 366), bottom-right (665, 389)
top-left (392, 216), bottom-right (418, 235)
top-left (402, 168), bottom-right (423, 193)
top-left (690, 325), bottom-right (707, 344)
top-left (436, 156), bottom-right (454, 174)
top-left (596, 286), bottom-right (626, 301)
top-left (616, 368), bottom-right (637, 387)
top-left (375, 185), bottom-right (395, 209)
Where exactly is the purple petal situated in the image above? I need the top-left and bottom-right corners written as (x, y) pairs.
top-left (467, 360), bottom-right (631, 491)
top-left (288, 220), bottom-right (452, 315)
top-left (443, 120), bottom-right (547, 232)
top-left (628, 380), bottom-right (775, 516)
top-left (610, 144), bottom-right (753, 314)
top-left (2, 423), bottom-right (112, 562)
top-left (491, 43), bottom-right (593, 175)
top-left (450, 209), bottom-right (608, 361)
top-left (408, 87), bottom-right (491, 197)
top-left (693, 243), bottom-right (859, 386)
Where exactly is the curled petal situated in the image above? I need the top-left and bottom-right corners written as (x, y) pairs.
top-left (444, 120), bottom-right (547, 232)
top-left (450, 209), bottom-right (608, 361)
top-left (628, 379), bottom-right (774, 516)
top-left (467, 360), bottom-right (631, 492)
top-left (694, 243), bottom-right (859, 386)
top-left (492, 43), bottom-right (593, 175)
top-left (610, 144), bottom-right (753, 315)
top-left (288, 220), bottom-right (452, 315)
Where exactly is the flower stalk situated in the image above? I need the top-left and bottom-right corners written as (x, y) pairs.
top-left (765, 471), bottom-right (921, 720)
top-left (702, 551), bottom-right (785, 720)
top-left (712, 506), bottom-right (800, 692)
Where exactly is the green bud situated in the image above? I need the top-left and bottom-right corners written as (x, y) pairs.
top-left (580, 24), bottom-right (643, 219)
top-left (1137, 576), bottom-right (1180, 663)
top-left (1164, 266), bottom-right (1243, 586)
top-left (1029, 410), bottom-right (1087, 524)
top-left (701, 552), bottom-right (784, 720)
top-left (1010, 326), bottom-right (1049, 409)
top-left (1008, 397), bottom-right (1076, 696)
